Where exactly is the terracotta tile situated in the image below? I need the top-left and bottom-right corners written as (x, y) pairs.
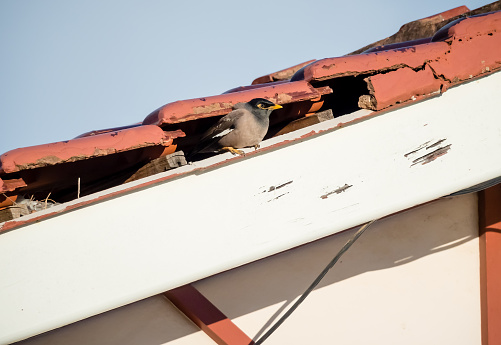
top-left (143, 80), bottom-right (332, 126)
top-left (0, 126), bottom-right (184, 174)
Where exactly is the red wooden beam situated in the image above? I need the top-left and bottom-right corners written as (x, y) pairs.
top-left (164, 284), bottom-right (254, 345)
top-left (478, 185), bottom-right (501, 345)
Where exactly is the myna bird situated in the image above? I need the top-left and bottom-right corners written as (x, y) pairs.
top-left (191, 98), bottom-right (282, 157)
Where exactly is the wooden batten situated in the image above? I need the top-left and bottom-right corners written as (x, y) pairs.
top-left (125, 151), bottom-right (187, 183)
top-left (0, 204), bottom-right (29, 222)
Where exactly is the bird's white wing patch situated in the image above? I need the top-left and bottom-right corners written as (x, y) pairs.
top-left (212, 128), bottom-right (234, 139)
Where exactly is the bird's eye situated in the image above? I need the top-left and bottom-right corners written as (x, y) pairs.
top-left (257, 103), bottom-right (264, 109)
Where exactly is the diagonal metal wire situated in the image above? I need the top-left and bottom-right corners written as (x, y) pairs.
top-left (253, 219), bottom-right (378, 345)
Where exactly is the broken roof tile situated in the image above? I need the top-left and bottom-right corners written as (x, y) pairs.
top-left (142, 80), bottom-right (332, 126)
top-left (294, 11), bottom-right (501, 100)
top-left (428, 11), bottom-right (501, 82)
top-left (293, 42), bottom-right (450, 82)
top-left (248, 6), bottom-right (472, 81)
top-left (359, 65), bottom-right (443, 110)
top-left (0, 178), bottom-right (27, 193)
top-left (0, 126), bottom-right (184, 174)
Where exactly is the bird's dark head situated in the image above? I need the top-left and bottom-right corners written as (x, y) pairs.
top-left (248, 98), bottom-right (282, 110)
top-left (246, 98), bottom-right (283, 118)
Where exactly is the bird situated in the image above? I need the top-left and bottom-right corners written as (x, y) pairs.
top-left (190, 98), bottom-right (282, 157)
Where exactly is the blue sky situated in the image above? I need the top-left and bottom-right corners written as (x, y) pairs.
top-left (0, 0), bottom-right (490, 154)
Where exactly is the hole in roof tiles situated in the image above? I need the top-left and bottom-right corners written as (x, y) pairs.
top-left (7, 145), bottom-right (170, 203)
top-left (311, 76), bottom-right (370, 117)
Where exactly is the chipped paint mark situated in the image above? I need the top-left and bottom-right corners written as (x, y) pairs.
top-left (262, 180), bottom-right (294, 202)
top-left (412, 144), bottom-right (452, 166)
top-left (268, 180), bottom-right (293, 192)
top-left (405, 138), bottom-right (447, 158)
top-left (426, 138), bottom-right (447, 150)
top-left (404, 141), bottom-right (431, 157)
top-left (321, 184), bottom-right (352, 199)
top-left (267, 192), bottom-right (289, 202)
top-left (404, 138), bottom-right (451, 166)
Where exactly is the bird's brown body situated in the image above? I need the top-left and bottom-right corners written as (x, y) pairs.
top-left (191, 98), bottom-right (282, 157)
top-left (207, 109), bottom-right (269, 149)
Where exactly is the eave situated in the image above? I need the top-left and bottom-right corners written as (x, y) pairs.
top-left (1, 70), bottom-right (501, 343)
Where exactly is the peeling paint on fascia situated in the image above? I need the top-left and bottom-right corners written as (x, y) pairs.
top-left (405, 141), bottom-right (432, 157)
top-left (411, 144), bottom-right (452, 166)
top-left (426, 138), bottom-right (447, 149)
top-left (406, 139), bottom-right (448, 160)
top-left (267, 192), bottom-right (289, 202)
top-left (267, 180), bottom-right (293, 192)
top-left (320, 184), bottom-right (353, 199)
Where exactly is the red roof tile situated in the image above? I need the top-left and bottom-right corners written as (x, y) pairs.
top-left (0, 125), bottom-right (184, 174)
top-left (142, 80), bottom-right (332, 126)
top-left (293, 42), bottom-right (450, 82)
top-left (0, 178), bottom-right (27, 193)
top-left (293, 11), bottom-right (501, 110)
top-left (359, 65), bottom-right (443, 110)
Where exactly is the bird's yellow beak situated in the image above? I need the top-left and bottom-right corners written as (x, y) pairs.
top-left (270, 104), bottom-right (283, 110)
